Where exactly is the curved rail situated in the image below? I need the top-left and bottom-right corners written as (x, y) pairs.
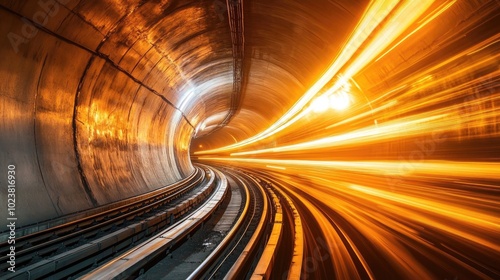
top-left (251, 186), bottom-right (283, 279)
top-left (0, 169), bottom-right (199, 242)
top-left (248, 172), bottom-right (303, 279)
top-left (224, 170), bottom-right (270, 280)
top-left (186, 170), bottom-right (251, 279)
top-left (0, 167), bottom-right (214, 279)
top-left (267, 181), bottom-right (303, 280)
top-left (198, 165), bottom-right (302, 279)
top-left (79, 167), bottom-right (229, 280)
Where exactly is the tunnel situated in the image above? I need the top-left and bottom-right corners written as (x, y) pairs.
top-left (1, 0), bottom-right (499, 279)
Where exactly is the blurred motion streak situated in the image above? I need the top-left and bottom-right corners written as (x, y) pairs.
top-left (195, 0), bottom-right (437, 155)
top-left (201, 157), bottom-right (500, 279)
top-left (197, 1), bottom-right (500, 275)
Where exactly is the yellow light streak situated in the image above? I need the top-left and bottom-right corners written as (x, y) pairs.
top-left (195, 0), bottom-right (430, 155)
top-left (375, 0), bottom-right (458, 62)
top-left (266, 165), bottom-right (286, 170)
top-left (200, 158), bottom-right (500, 180)
top-left (200, 158), bottom-right (500, 278)
top-left (193, 4), bottom-right (500, 276)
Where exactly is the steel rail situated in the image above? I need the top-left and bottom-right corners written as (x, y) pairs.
top-left (0, 168), bottom-right (215, 279)
top-left (186, 170), bottom-right (251, 280)
top-left (78, 167), bottom-right (228, 280)
top-left (224, 170), bottom-right (270, 280)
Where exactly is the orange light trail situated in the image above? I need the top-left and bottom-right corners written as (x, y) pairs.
top-left (195, 1), bottom-right (500, 278)
top-left (195, 0), bottom-right (436, 155)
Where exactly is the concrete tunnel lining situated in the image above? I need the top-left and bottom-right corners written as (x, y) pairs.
top-left (0, 0), bottom-right (366, 227)
top-left (15, 0), bottom-right (498, 227)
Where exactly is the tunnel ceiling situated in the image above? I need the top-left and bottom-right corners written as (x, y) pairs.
top-left (192, 0), bottom-right (369, 148)
top-left (0, 0), bottom-right (368, 225)
top-left (5, 0), bottom-right (368, 148)
top-left (4, 0), bottom-right (370, 151)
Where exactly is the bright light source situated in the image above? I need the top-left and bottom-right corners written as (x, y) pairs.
top-left (311, 95), bottom-right (330, 113)
top-left (329, 91), bottom-right (351, 111)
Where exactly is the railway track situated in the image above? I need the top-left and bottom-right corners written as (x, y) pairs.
top-left (160, 166), bottom-right (301, 280)
top-left (0, 169), bottom-right (201, 244)
top-left (79, 167), bottom-right (229, 279)
top-left (1, 164), bottom-right (303, 279)
top-left (78, 166), bottom-right (300, 280)
top-left (192, 168), bottom-right (270, 279)
top-left (238, 169), bottom-right (303, 280)
top-left (0, 165), bottom-right (219, 279)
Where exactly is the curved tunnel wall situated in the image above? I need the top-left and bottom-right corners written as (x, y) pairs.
top-left (0, 0), bottom-right (366, 227)
top-left (192, 0), bottom-right (367, 149)
top-left (0, 1), bottom-right (207, 226)
top-left (4, 0), bottom-right (496, 228)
